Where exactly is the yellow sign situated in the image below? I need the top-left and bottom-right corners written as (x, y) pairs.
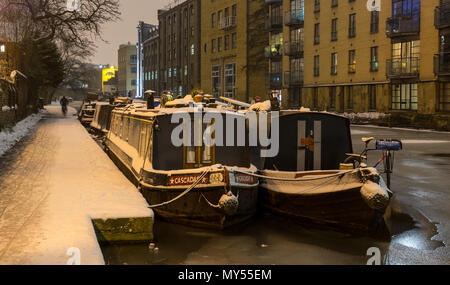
top-left (102, 67), bottom-right (118, 89)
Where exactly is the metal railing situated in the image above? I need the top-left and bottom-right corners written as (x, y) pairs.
top-left (284, 70), bottom-right (303, 86)
top-left (218, 16), bottom-right (237, 30)
top-left (284, 9), bottom-right (304, 26)
top-left (435, 5), bottom-right (450, 29)
top-left (266, 72), bottom-right (282, 88)
top-left (386, 57), bottom-right (419, 77)
top-left (386, 16), bottom-right (420, 37)
top-left (284, 41), bottom-right (304, 57)
top-left (264, 44), bottom-right (283, 58)
top-left (265, 15), bottom-right (283, 30)
top-left (434, 53), bottom-right (450, 75)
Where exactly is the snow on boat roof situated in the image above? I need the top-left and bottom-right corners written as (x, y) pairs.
top-left (112, 105), bottom-right (246, 118)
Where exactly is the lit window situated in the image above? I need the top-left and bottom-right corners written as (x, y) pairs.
top-left (0, 45), bottom-right (5, 53)
top-left (191, 44), bottom-right (195, 55)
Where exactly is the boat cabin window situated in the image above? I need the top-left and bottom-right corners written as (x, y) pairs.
top-left (183, 120), bottom-right (215, 169)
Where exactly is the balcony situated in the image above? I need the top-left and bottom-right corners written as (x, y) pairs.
top-left (264, 44), bottom-right (283, 58)
top-left (284, 41), bottom-right (303, 57)
top-left (265, 16), bottom-right (283, 31)
top-left (266, 73), bottom-right (282, 89)
top-left (218, 16), bottom-right (237, 30)
top-left (386, 57), bottom-right (419, 78)
top-left (435, 5), bottom-right (450, 29)
top-left (284, 71), bottom-right (303, 86)
top-left (434, 53), bottom-right (450, 76)
top-left (265, 0), bottom-right (282, 4)
top-left (386, 16), bottom-right (420, 38)
top-left (284, 9), bottom-right (304, 27)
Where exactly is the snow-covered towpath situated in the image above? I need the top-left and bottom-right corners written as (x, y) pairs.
top-left (0, 106), bottom-right (153, 265)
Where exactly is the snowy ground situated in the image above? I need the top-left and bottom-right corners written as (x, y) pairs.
top-left (0, 111), bottom-right (45, 158)
top-left (0, 106), bottom-right (153, 265)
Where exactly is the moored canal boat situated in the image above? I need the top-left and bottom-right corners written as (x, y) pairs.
top-left (104, 101), bottom-right (259, 230)
top-left (255, 111), bottom-right (392, 234)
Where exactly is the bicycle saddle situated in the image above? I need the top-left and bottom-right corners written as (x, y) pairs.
top-left (361, 137), bottom-right (375, 143)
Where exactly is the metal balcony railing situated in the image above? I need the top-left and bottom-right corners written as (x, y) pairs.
top-left (434, 53), bottom-right (450, 75)
top-left (284, 9), bottom-right (304, 26)
top-left (264, 44), bottom-right (283, 58)
top-left (266, 72), bottom-right (282, 88)
top-left (284, 41), bottom-right (304, 57)
top-left (265, 15), bottom-right (283, 30)
top-left (435, 5), bottom-right (450, 29)
top-left (218, 16), bottom-right (237, 30)
top-left (284, 71), bottom-right (303, 86)
top-left (265, 0), bottom-right (282, 4)
top-left (386, 16), bottom-right (420, 38)
top-left (386, 57), bottom-right (419, 78)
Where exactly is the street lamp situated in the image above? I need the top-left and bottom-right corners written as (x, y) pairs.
top-left (0, 44), bottom-right (5, 53)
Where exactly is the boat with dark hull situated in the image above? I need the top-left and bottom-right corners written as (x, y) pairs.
top-left (90, 102), bottom-right (114, 136)
top-left (256, 111), bottom-right (392, 234)
top-left (104, 103), bottom-right (259, 230)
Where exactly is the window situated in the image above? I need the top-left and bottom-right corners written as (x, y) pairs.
top-left (391, 83), bottom-right (418, 111)
top-left (130, 55), bottom-right (137, 64)
top-left (131, 67), bottom-right (137, 73)
top-left (224, 63), bottom-right (236, 98)
top-left (348, 50), bottom-right (356, 73)
top-left (369, 85), bottom-right (377, 111)
top-left (438, 82), bottom-right (450, 112)
top-left (232, 33), bottom-right (237, 49)
top-left (331, 0), bottom-right (338, 8)
top-left (212, 39), bottom-right (216, 53)
top-left (183, 121), bottom-right (215, 169)
top-left (331, 19), bottom-right (337, 41)
top-left (370, 11), bottom-right (379, 33)
top-left (314, 0), bottom-right (320, 13)
top-left (331, 52), bottom-right (338, 75)
top-left (371, 46), bottom-right (379, 72)
top-left (191, 44), bottom-right (195, 55)
top-left (185, 65), bottom-right (188, 76)
top-left (224, 35), bottom-right (230, 50)
top-left (218, 37), bottom-right (222, 52)
top-left (131, 80), bottom-right (137, 86)
top-left (314, 23), bottom-right (320, 45)
top-left (346, 86), bottom-right (353, 109)
top-left (212, 13), bottom-right (216, 28)
top-left (349, 14), bottom-right (356, 38)
top-left (212, 65), bottom-right (221, 98)
top-left (313, 87), bottom-right (319, 109)
top-left (329, 87), bottom-right (336, 109)
top-left (314, 55), bottom-right (320, 76)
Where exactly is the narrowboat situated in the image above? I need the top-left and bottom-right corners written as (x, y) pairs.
top-left (89, 102), bottom-right (115, 136)
top-left (104, 100), bottom-right (259, 230)
top-left (256, 111), bottom-right (392, 234)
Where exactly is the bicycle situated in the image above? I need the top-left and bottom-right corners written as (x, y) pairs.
top-left (344, 137), bottom-right (402, 189)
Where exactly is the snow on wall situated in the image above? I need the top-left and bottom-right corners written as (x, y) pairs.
top-left (0, 112), bottom-right (43, 157)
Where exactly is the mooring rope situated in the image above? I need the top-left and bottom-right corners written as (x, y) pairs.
top-left (147, 169), bottom-right (211, 208)
top-left (232, 169), bottom-right (352, 182)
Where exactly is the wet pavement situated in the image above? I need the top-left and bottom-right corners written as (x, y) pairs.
top-left (101, 125), bottom-right (450, 265)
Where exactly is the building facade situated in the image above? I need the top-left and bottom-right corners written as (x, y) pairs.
top-left (435, 0), bottom-right (450, 112)
top-left (201, 0), bottom-right (267, 103)
top-left (143, 24), bottom-right (160, 96)
top-left (301, 0), bottom-right (448, 117)
top-left (158, 0), bottom-right (202, 97)
top-left (265, 0), bottom-right (304, 108)
top-left (118, 43), bottom-right (137, 96)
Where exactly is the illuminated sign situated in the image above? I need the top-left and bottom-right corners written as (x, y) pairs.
top-left (102, 66), bottom-right (118, 89)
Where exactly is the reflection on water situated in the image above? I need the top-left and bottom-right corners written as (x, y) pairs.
top-left (101, 205), bottom-right (443, 265)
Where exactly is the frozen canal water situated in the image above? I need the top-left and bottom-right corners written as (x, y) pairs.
top-left (102, 125), bottom-right (450, 265)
